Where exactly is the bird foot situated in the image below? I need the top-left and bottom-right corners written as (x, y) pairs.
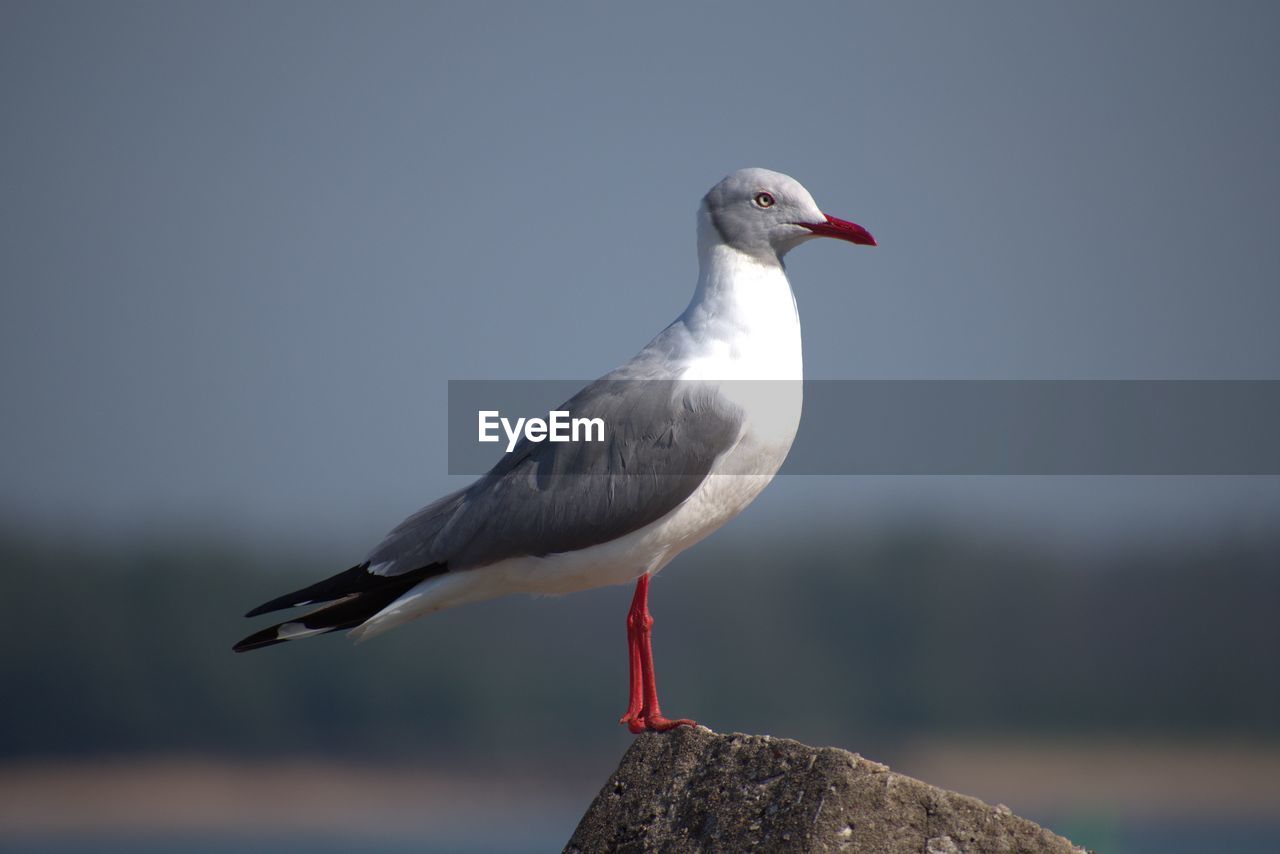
top-left (622, 712), bottom-right (697, 734)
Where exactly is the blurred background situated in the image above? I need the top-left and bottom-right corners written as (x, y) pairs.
top-left (2, 2), bottom-right (1278, 852)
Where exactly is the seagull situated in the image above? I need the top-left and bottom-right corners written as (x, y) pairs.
top-left (235, 168), bottom-right (875, 733)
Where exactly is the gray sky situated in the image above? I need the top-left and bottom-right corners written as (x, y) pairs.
top-left (2, 1), bottom-right (1278, 551)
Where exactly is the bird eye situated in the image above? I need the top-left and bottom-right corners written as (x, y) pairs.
top-left (753, 192), bottom-right (776, 209)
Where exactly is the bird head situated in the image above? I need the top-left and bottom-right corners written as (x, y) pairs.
top-left (700, 167), bottom-right (875, 261)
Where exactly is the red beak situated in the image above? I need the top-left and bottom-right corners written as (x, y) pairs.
top-left (804, 214), bottom-right (876, 246)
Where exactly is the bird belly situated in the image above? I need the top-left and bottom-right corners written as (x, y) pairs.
top-left (506, 419), bottom-right (796, 590)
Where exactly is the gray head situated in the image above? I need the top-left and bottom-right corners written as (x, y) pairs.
top-left (700, 167), bottom-right (875, 261)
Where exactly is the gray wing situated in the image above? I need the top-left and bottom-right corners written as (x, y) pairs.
top-left (364, 375), bottom-right (743, 575)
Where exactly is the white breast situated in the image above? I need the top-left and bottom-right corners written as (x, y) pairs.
top-left (679, 243), bottom-right (804, 449)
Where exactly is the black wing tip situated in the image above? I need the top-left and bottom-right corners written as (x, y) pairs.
top-left (235, 561), bottom-right (448, 652)
top-left (232, 626), bottom-right (289, 653)
top-left (242, 562), bottom-right (374, 618)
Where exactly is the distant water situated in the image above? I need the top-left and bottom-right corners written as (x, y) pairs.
top-left (1076, 820), bottom-right (1280, 854)
top-left (0, 832), bottom-right (565, 854)
top-left (6, 821), bottom-right (1280, 854)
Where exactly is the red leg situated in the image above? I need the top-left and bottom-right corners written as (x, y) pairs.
top-left (618, 574), bottom-right (695, 734)
top-left (618, 578), bottom-right (645, 728)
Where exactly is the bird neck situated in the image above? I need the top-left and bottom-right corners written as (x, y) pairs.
top-left (684, 213), bottom-right (798, 339)
top-left (666, 216), bottom-right (803, 388)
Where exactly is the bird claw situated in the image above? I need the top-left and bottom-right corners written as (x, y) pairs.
top-left (622, 713), bottom-right (696, 734)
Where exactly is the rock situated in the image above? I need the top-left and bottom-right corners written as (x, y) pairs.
top-left (565, 727), bottom-right (1087, 853)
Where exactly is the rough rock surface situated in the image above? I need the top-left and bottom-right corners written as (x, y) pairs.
top-left (566, 727), bottom-right (1086, 853)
